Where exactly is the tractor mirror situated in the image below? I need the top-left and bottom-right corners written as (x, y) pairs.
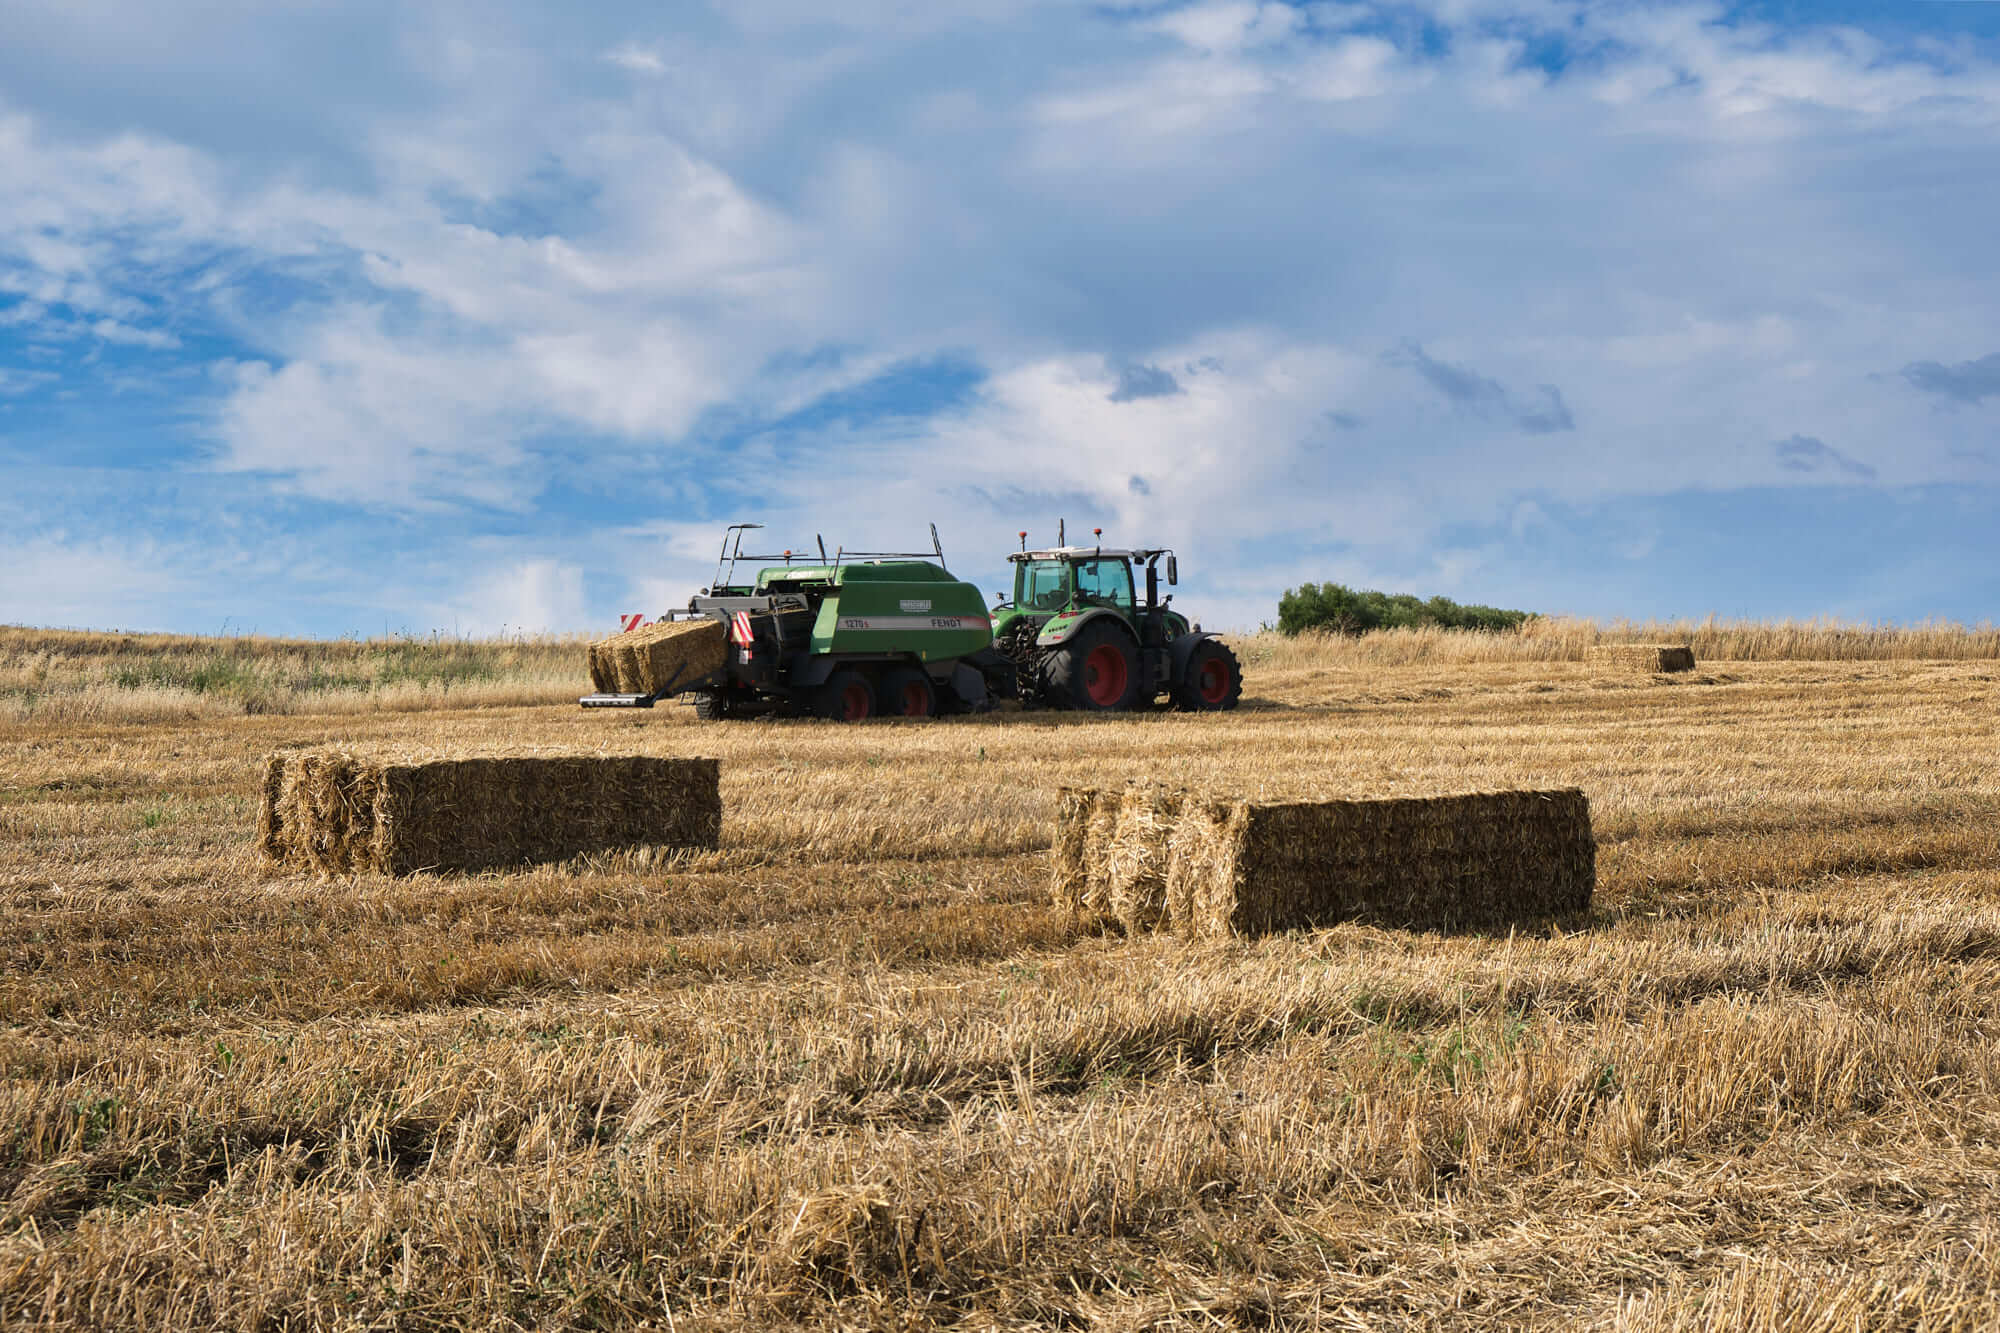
top-left (1166, 556), bottom-right (1178, 586)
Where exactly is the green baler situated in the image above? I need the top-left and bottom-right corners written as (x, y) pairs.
top-left (581, 525), bottom-right (1017, 720)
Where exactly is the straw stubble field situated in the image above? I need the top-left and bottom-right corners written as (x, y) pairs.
top-left (3, 636), bottom-right (2000, 1329)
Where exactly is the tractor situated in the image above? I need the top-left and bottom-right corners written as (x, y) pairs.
top-left (581, 522), bottom-right (1242, 719)
top-left (992, 529), bottom-right (1242, 712)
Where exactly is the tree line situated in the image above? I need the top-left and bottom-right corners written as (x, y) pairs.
top-left (1276, 583), bottom-right (1535, 635)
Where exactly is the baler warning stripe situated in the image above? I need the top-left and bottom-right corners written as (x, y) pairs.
top-left (834, 615), bottom-right (991, 632)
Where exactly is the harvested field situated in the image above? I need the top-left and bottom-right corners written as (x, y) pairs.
top-left (259, 748), bottom-right (721, 875)
top-left (1589, 643), bottom-right (1698, 674)
top-left (3, 646), bottom-right (2000, 1328)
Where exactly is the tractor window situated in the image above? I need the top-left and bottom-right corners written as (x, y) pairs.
top-left (1018, 561), bottom-right (1070, 610)
top-left (1073, 559), bottom-right (1134, 610)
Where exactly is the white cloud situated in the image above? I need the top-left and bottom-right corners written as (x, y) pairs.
top-left (604, 42), bottom-right (668, 75)
top-left (5, 0), bottom-right (2000, 629)
top-left (1291, 35), bottom-right (1406, 101)
top-left (1148, 2), bottom-right (1302, 56)
top-left (438, 558), bottom-right (588, 635)
top-left (0, 368), bottom-right (59, 395)
top-left (0, 534), bottom-right (195, 632)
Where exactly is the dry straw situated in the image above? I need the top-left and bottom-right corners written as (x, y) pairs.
top-left (1055, 785), bottom-right (1594, 937)
top-left (1104, 787), bottom-right (1182, 933)
top-left (1052, 787), bottom-right (1127, 928)
top-left (255, 752), bottom-right (289, 862)
top-left (1588, 643), bottom-right (1696, 674)
top-left (587, 619), bottom-right (727, 695)
top-left (258, 747), bottom-right (720, 875)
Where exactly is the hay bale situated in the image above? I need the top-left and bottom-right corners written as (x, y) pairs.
top-left (1190, 789), bottom-right (1594, 937)
top-left (258, 748), bottom-right (720, 875)
top-left (1163, 798), bottom-right (1249, 936)
top-left (280, 750), bottom-right (377, 875)
top-left (1105, 788), bottom-right (1182, 933)
top-left (1050, 786), bottom-right (1125, 925)
top-left (587, 619), bottom-right (727, 696)
top-left (1588, 643), bottom-right (1695, 674)
top-left (255, 753), bottom-right (289, 862)
top-left (1059, 786), bottom-right (1594, 938)
top-left (1051, 786), bottom-right (1096, 916)
top-left (586, 639), bottom-right (621, 693)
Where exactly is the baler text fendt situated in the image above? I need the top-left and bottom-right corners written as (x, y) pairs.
top-left (579, 522), bottom-right (1240, 719)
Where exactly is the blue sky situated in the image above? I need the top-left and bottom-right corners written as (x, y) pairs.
top-left (2, 0), bottom-right (1997, 635)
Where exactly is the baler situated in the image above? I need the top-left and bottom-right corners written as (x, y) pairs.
top-left (579, 525), bottom-right (1018, 719)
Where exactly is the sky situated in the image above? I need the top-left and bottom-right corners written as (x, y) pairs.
top-left (2, 0), bottom-right (1998, 636)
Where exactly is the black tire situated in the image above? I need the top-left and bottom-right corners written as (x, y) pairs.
top-left (877, 667), bottom-right (936, 719)
top-left (1040, 620), bottom-right (1141, 712)
top-left (812, 669), bottom-right (875, 722)
top-left (692, 690), bottom-right (730, 721)
top-left (938, 668), bottom-right (988, 715)
top-left (1172, 638), bottom-right (1243, 712)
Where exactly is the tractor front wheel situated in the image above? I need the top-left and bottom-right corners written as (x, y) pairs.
top-left (877, 667), bottom-right (936, 719)
top-left (1041, 621), bottom-right (1141, 711)
top-left (813, 670), bottom-right (876, 722)
top-left (1172, 639), bottom-right (1242, 711)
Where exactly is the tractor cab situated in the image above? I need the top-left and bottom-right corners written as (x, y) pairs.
top-left (1000, 546), bottom-right (1176, 622)
top-left (1010, 552), bottom-right (1140, 614)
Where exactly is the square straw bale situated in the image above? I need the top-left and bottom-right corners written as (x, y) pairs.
top-left (256, 753), bottom-right (289, 862)
top-left (1105, 788), bottom-right (1183, 933)
top-left (592, 619), bottom-right (727, 695)
top-left (587, 639), bottom-right (621, 693)
top-left (1587, 643), bottom-right (1696, 674)
top-left (275, 750), bottom-right (380, 876)
top-left (1050, 786), bottom-right (1096, 916)
top-left (1187, 788), bottom-right (1594, 937)
top-left (1164, 799), bottom-right (1251, 936)
top-left (1050, 786), bottom-right (1126, 925)
top-left (258, 748), bottom-right (720, 875)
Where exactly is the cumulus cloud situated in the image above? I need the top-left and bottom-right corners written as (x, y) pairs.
top-left (441, 558), bottom-right (589, 635)
top-left (4, 0), bottom-right (2000, 631)
top-left (0, 533), bottom-right (189, 631)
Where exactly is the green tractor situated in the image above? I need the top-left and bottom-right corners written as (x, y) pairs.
top-left (992, 530), bottom-right (1242, 712)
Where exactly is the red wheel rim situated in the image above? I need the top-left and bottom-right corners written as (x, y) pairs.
top-left (901, 682), bottom-right (929, 716)
top-left (841, 683), bottom-right (871, 721)
top-left (1083, 643), bottom-right (1129, 706)
top-left (1198, 657), bottom-right (1231, 704)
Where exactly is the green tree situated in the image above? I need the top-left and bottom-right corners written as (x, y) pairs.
top-left (1277, 583), bottom-right (1534, 636)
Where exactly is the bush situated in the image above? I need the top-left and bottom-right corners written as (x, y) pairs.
top-left (1277, 583), bottom-right (1535, 636)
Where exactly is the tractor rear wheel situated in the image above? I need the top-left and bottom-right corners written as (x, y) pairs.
top-left (692, 690), bottom-right (732, 721)
top-left (877, 667), bottom-right (935, 719)
top-left (1172, 639), bottom-right (1242, 711)
top-left (813, 670), bottom-right (876, 722)
top-left (1042, 621), bottom-right (1141, 711)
